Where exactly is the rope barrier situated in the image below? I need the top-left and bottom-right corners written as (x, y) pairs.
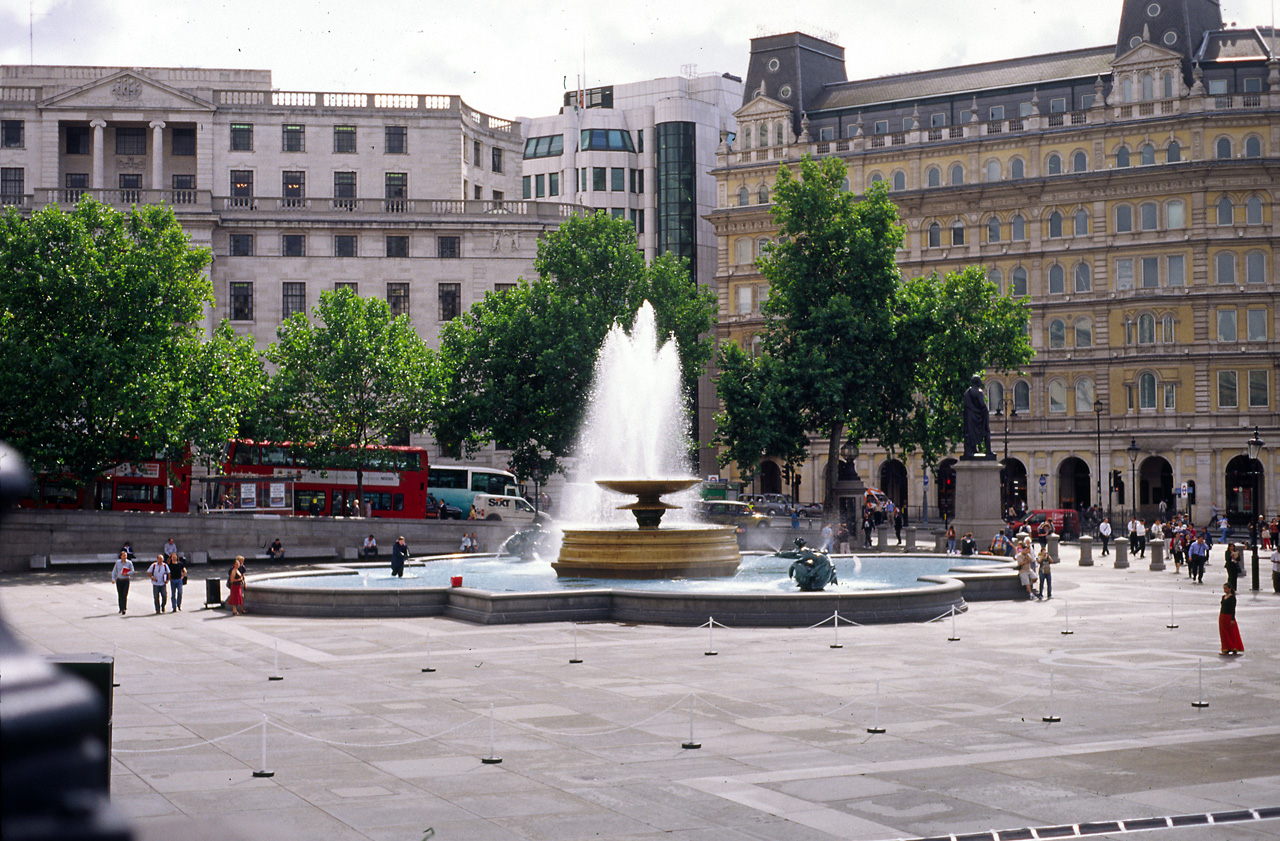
top-left (114, 722), bottom-right (260, 754)
top-left (267, 714), bottom-right (485, 748)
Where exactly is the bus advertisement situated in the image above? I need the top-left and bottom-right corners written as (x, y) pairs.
top-left (427, 465), bottom-right (520, 516)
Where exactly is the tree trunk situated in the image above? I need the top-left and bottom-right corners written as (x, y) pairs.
top-left (355, 463), bottom-right (364, 517)
top-left (823, 422), bottom-right (843, 524)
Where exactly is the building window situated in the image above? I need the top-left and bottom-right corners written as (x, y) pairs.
top-left (1075, 317), bottom-right (1092, 347)
top-left (1049, 319), bottom-right (1066, 348)
top-left (1115, 205), bottom-right (1133, 233)
top-left (437, 282), bottom-right (460, 320)
top-left (1215, 252), bottom-right (1236, 285)
top-left (385, 125), bottom-right (407, 154)
top-left (1013, 380), bottom-right (1031, 412)
top-left (1217, 197), bottom-right (1234, 226)
top-left (1166, 140), bottom-right (1181, 162)
top-left (385, 235), bottom-right (409, 258)
top-left (1011, 214), bottom-right (1026, 241)
top-left (1048, 379), bottom-right (1067, 413)
top-left (388, 282), bottom-right (410, 318)
top-left (549, 172), bottom-right (560, 196)
top-left (1072, 151), bottom-right (1088, 173)
top-left (333, 171), bottom-right (357, 210)
top-left (1012, 267), bottom-right (1028, 296)
top-left (927, 222), bottom-right (941, 248)
top-left (65, 126), bottom-right (90, 155)
top-left (1138, 373), bottom-right (1156, 409)
top-left (1218, 371), bottom-right (1238, 408)
top-left (1049, 265), bottom-right (1065, 294)
top-left (1140, 202), bottom-right (1158, 231)
top-left (1215, 137), bottom-right (1232, 160)
top-left (1140, 144), bottom-right (1155, 166)
top-left (1075, 378), bottom-right (1096, 413)
top-left (630, 169), bottom-right (644, 193)
top-left (737, 187), bottom-right (749, 207)
top-left (473, 184), bottom-right (482, 200)
top-left (1074, 209), bottom-right (1088, 236)
top-left (522, 176), bottom-right (531, 199)
top-left (1246, 251), bottom-right (1266, 284)
top-left (987, 380), bottom-right (1005, 409)
top-left (1115, 258), bottom-right (1134, 290)
top-left (384, 173), bottom-right (407, 211)
top-left (491, 146), bottom-right (503, 173)
top-left (1048, 211), bottom-right (1063, 238)
top-left (1163, 382), bottom-right (1175, 408)
top-left (1167, 254), bottom-right (1185, 286)
top-left (987, 217), bottom-right (1001, 242)
top-left (610, 167), bottom-right (625, 191)
top-left (437, 236), bottom-right (461, 259)
top-left (282, 282), bottom-right (306, 318)
top-left (0, 167), bottom-right (24, 204)
top-left (1162, 315), bottom-right (1176, 342)
top-left (282, 171), bottom-right (305, 208)
top-left (592, 167), bottom-right (607, 191)
top-left (892, 171), bottom-right (906, 191)
top-left (1245, 136), bottom-right (1262, 158)
top-left (333, 125), bottom-right (356, 153)
top-left (1166, 200), bottom-right (1185, 229)
top-left (1248, 370), bottom-right (1269, 407)
top-left (282, 234), bottom-right (306, 257)
top-left (492, 190), bottom-right (503, 202)
top-left (736, 286), bottom-right (753, 315)
top-left (1217, 309), bottom-right (1237, 342)
top-left (1047, 153), bottom-right (1062, 175)
top-left (988, 268), bottom-right (1003, 291)
top-left (62, 173), bottom-right (87, 202)
top-left (335, 235), bottom-right (357, 257)
top-left (171, 127), bottom-right (195, 156)
top-left (336, 282), bottom-right (358, 295)
top-left (1139, 313), bottom-right (1156, 344)
top-left (1074, 262), bottom-right (1091, 292)
top-left (229, 233), bottom-right (254, 256)
top-left (229, 282), bottom-right (253, 321)
top-left (984, 160), bottom-right (1000, 182)
top-left (926, 166), bottom-right (941, 187)
top-left (228, 170), bottom-right (254, 208)
top-left (1246, 196), bottom-right (1263, 225)
top-left (471, 139), bottom-right (481, 165)
top-left (1116, 146), bottom-right (1130, 167)
top-left (950, 221), bottom-right (965, 246)
top-left (282, 124), bottom-right (305, 152)
top-left (112, 126), bottom-right (144, 156)
top-left (949, 164), bottom-right (964, 186)
top-left (230, 123), bottom-right (253, 151)
top-left (758, 185), bottom-right (769, 204)
top-left (1247, 308), bottom-right (1267, 340)
top-left (1, 120), bottom-right (23, 148)
top-left (1141, 257), bottom-right (1159, 288)
top-left (1010, 158), bottom-right (1025, 179)
top-left (534, 174), bottom-right (545, 198)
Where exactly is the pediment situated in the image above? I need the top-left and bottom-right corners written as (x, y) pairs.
top-left (1112, 41), bottom-right (1183, 68)
top-left (734, 94), bottom-right (791, 120)
top-left (41, 70), bottom-right (215, 112)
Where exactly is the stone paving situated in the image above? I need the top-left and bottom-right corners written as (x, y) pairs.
top-left (1, 545), bottom-right (1278, 841)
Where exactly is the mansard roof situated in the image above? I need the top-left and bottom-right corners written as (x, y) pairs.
top-left (1196, 28), bottom-right (1275, 61)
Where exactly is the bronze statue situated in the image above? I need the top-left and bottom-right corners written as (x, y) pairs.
top-left (962, 374), bottom-right (994, 459)
top-left (777, 538), bottom-right (840, 591)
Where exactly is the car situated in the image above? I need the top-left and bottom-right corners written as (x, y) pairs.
top-left (748, 493), bottom-right (794, 516)
top-left (796, 502), bottom-right (824, 518)
top-left (425, 497), bottom-right (464, 520)
top-left (693, 500), bottom-right (770, 529)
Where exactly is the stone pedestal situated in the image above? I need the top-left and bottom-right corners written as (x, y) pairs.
top-left (905, 526), bottom-right (917, 552)
top-left (1048, 534), bottom-right (1060, 561)
top-left (876, 524), bottom-right (889, 550)
top-left (1114, 537), bottom-right (1129, 569)
top-left (1149, 539), bottom-right (1165, 571)
top-left (1078, 535), bottom-right (1093, 566)
top-left (934, 530), bottom-right (947, 553)
top-left (951, 458), bottom-right (1006, 549)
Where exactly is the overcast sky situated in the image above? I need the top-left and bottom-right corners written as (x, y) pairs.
top-left (2, 0), bottom-right (1276, 119)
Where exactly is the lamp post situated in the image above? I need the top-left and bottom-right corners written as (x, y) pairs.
top-left (530, 465), bottom-right (545, 516)
top-left (1126, 437), bottom-right (1141, 524)
top-left (1246, 426), bottom-right (1264, 592)
top-left (1093, 398), bottom-right (1104, 524)
top-left (994, 397), bottom-right (1016, 515)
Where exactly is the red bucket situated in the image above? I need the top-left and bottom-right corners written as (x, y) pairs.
top-left (450, 576), bottom-right (463, 587)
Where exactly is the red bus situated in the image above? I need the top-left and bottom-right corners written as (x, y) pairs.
top-left (21, 456), bottom-right (192, 513)
top-left (214, 440), bottom-right (430, 519)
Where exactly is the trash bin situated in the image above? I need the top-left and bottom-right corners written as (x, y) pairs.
top-left (205, 577), bottom-right (222, 607)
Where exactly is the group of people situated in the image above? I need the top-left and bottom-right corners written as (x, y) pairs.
top-left (109, 538), bottom-right (188, 615)
top-left (459, 532), bottom-right (481, 554)
top-left (1013, 536), bottom-right (1056, 600)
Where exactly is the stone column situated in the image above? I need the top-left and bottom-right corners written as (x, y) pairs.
top-left (1148, 538), bottom-right (1165, 571)
top-left (1114, 536), bottom-right (1129, 569)
top-left (1078, 534), bottom-right (1093, 566)
top-left (934, 530), bottom-right (947, 553)
top-left (1048, 533), bottom-right (1060, 561)
top-left (149, 120), bottom-right (166, 192)
top-left (90, 119), bottom-right (107, 190)
top-left (876, 524), bottom-right (889, 550)
top-left (905, 526), bottom-right (917, 553)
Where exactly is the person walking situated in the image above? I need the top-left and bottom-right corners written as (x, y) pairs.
top-left (1015, 538), bottom-right (1037, 600)
top-left (1098, 517), bottom-right (1111, 555)
top-left (1037, 545), bottom-right (1056, 599)
top-left (1187, 534), bottom-right (1209, 583)
top-left (147, 553), bottom-right (170, 614)
top-left (1218, 583), bottom-right (1244, 655)
top-left (168, 552), bottom-right (186, 611)
top-left (1218, 515), bottom-right (1230, 544)
top-left (836, 523), bottom-right (850, 555)
top-left (111, 550), bottom-right (133, 615)
top-left (1134, 519), bottom-right (1147, 558)
top-left (391, 536), bottom-right (408, 578)
top-left (1224, 543), bottom-right (1242, 592)
top-left (945, 525), bottom-right (957, 555)
top-left (227, 556), bottom-right (247, 616)
top-left (819, 522), bottom-right (834, 553)
top-left (1270, 543), bottom-right (1280, 594)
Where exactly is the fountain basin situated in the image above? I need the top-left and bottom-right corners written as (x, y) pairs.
top-left (553, 524), bottom-right (740, 578)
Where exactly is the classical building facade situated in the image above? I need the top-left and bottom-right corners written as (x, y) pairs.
top-left (710, 0), bottom-right (1278, 527)
top-left (0, 63), bottom-right (582, 460)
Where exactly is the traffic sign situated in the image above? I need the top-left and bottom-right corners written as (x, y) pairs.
top-left (1039, 475), bottom-right (1047, 487)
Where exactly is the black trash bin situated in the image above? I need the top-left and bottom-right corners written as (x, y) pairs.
top-left (204, 578), bottom-right (222, 608)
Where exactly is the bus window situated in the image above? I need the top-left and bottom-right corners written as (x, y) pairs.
top-left (472, 471), bottom-right (508, 494)
top-left (115, 483), bottom-right (161, 504)
top-left (429, 467), bottom-right (467, 489)
top-left (232, 444), bottom-right (259, 466)
top-left (295, 490), bottom-right (327, 514)
top-left (261, 446), bottom-right (291, 467)
top-left (41, 481), bottom-right (79, 505)
top-left (393, 493), bottom-right (404, 511)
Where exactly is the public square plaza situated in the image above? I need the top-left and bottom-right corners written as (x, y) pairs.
top-left (1, 547), bottom-right (1277, 841)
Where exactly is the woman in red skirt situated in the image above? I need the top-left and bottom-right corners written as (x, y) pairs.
top-left (1219, 583), bottom-right (1243, 655)
top-left (227, 556), bottom-right (247, 616)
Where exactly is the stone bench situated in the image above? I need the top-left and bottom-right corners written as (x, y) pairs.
top-left (205, 547), bottom-right (340, 566)
top-left (31, 553), bottom-right (123, 569)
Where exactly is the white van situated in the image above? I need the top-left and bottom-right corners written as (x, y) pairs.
top-left (471, 494), bottom-right (543, 525)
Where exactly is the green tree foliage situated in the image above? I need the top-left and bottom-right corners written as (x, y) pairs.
top-left (0, 199), bottom-right (258, 499)
top-left (433, 212), bottom-right (717, 479)
top-left (264, 288), bottom-right (435, 499)
top-left (714, 157), bottom-right (1033, 512)
top-left (187, 321), bottom-right (267, 461)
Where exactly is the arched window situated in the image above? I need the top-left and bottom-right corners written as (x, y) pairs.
top-left (1116, 146), bottom-right (1131, 167)
top-left (841, 179), bottom-right (850, 192)
top-left (1140, 143), bottom-right (1155, 166)
top-left (1013, 380), bottom-right (1031, 412)
top-left (1162, 315), bottom-right (1175, 342)
top-left (1074, 262), bottom-right (1092, 292)
top-left (1048, 379), bottom-right (1067, 412)
top-left (1216, 137), bottom-right (1232, 159)
top-left (987, 380), bottom-right (1005, 410)
top-left (734, 237), bottom-right (752, 265)
top-left (1048, 211), bottom-right (1063, 238)
top-left (1166, 140), bottom-right (1181, 163)
top-left (869, 172), bottom-right (883, 185)
top-left (892, 171), bottom-right (906, 191)
top-left (951, 221), bottom-right (966, 246)
top-left (1073, 209), bottom-right (1089, 236)
top-left (1216, 251), bottom-right (1236, 284)
top-left (1115, 205), bottom-right (1133, 233)
top-left (737, 187), bottom-right (749, 206)
top-left (1012, 267), bottom-right (1028, 296)
top-left (928, 222), bottom-right (941, 248)
top-left (1138, 313), bottom-right (1155, 344)
top-left (757, 185), bottom-right (769, 204)
top-left (775, 122), bottom-right (786, 146)
top-left (985, 160), bottom-right (1000, 182)
top-left (1138, 373), bottom-right (1156, 408)
top-left (1049, 319), bottom-right (1066, 348)
top-left (926, 166), bottom-right (941, 187)
top-left (1162, 72), bottom-right (1174, 99)
top-left (1245, 136), bottom-right (1262, 158)
top-left (1047, 153), bottom-right (1062, 175)
top-left (1246, 195), bottom-right (1263, 225)
top-left (1049, 264), bottom-right (1065, 294)
top-left (949, 163), bottom-right (964, 186)
top-left (759, 123), bottom-right (768, 146)
top-left (757, 237), bottom-right (771, 256)
top-left (1122, 77), bottom-right (1133, 102)
top-left (988, 267), bottom-right (1003, 290)
top-left (1216, 197), bottom-right (1233, 226)
top-left (1140, 202), bottom-right (1158, 231)
top-left (740, 128), bottom-right (751, 150)
top-left (1011, 214), bottom-right (1026, 241)
top-left (1075, 317), bottom-right (1093, 347)
top-left (1072, 151), bottom-right (1088, 173)
top-left (1141, 73), bottom-right (1154, 100)
top-left (987, 217), bottom-right (1002, 242)
top-left (1166, 199), bottom-right (1185, 229)
top-left (1246, 250), bottom-right (1266, 284)
top-left (1010, 158), bottom-right (1025, 179)
top-left (1075, 377), bottom-right (1095, 413)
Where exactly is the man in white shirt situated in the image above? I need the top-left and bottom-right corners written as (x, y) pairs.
top-left (111, 551), bottom-right (133, 615)
top-left (147, 553), bottom-right (170, 614)
top-left (1270, 545), bottom-right (1280, 594)
top-left (163, 537), bottom-right (178, 557)
top-left (1098, 517), bottom-right (1112, 555)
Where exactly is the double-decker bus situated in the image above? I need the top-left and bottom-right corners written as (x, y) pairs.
top-left (427, 464), bottom-right (519, 515)
top-left (21, 454), bottom-right (192, 513)
top-left (215, 440), bottom-right (430, 519)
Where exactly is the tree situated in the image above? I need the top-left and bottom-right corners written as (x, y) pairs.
top-left (0, 198), bottom-right (235, 502)
top-left (186, 321), bottom-right (268, 463)
top-left (433, 211), bottom-right (717, 479)
top-left (265, 288), bottom-right (435, 501)
top-left (714, 157), bottom-right (1032, 515)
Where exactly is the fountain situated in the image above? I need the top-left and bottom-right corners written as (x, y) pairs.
top-left (551, 304), bottom-right (741, 578)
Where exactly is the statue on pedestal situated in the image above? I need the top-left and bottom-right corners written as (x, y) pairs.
top-left (962, 374), bottom-right (994, 460)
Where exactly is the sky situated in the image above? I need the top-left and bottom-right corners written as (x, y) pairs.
top-left (1, 0), bottom-right (1277, 119)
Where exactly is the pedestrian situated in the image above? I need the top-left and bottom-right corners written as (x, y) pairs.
top-left (363, 534), bottom-right (378, 557)
top-left (391, 536), bottom-right (408, 577)
top-left (1270, 543), bottom-right (1280, 594)
top-left (819, 522), bottom-right (834, 552)
top-left (1036, 519), bottom-right (1051, 550)
top-left (163, 537), bottom-right (178, 557)
top-left (893, 508), bottom-right (904, 544)
top-left (1098, 516), bottom-right (1111, 555)
top-left (790, 508), bottom-right (800, 530)
top-left (121, 541), bottom-right (134, 560)
top-left (836, 522), bottom-right (850, 555)
top-left (266, 538), bottom-right (285, 560)
top-left (1218, 583), bottom-right (1244, 655)
top-left (111, 550), bottom-right (133, 615)
top-left (1169, 532), bottom-right (1183, 574)
top-left (1015, 538), bottom-right (1037, 600)
top-left (147, 553), bottom-right (170, 614)
top-left (227, 556), bottom-right (247, 615)
top-left (459, 533), bottom-right (472, 553)
top-left (1224, 543), bottom-right (1242, 591)
top-left (959, 532), bottom-right (977, 556)
top-left (469, 532), bottom-right (480, 553)
top-left (946, 525), bottom-right (957, 555)
top-left (168, 552), bottom-right (186, 611)
top-left (1219, 515), bottom-right (1230, 544)
top-left (862, 512), bottom-right (874, 548)
top-left (1187, 534), bottom-right (1209, 583)
top-left (1037, 545), bottom-right (1055, 599)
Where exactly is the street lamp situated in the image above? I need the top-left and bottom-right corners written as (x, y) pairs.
top-left (530, 465), bottom-right (545, 516)
top-left (994, 397), bottom-right (1016, 515)
top-left (1246, 426), bottom-right (1264, 592)
top-left (1093, 398), bottom-right (1104, 524)
top-left (1126, 437), bottom-right (1141, 524)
